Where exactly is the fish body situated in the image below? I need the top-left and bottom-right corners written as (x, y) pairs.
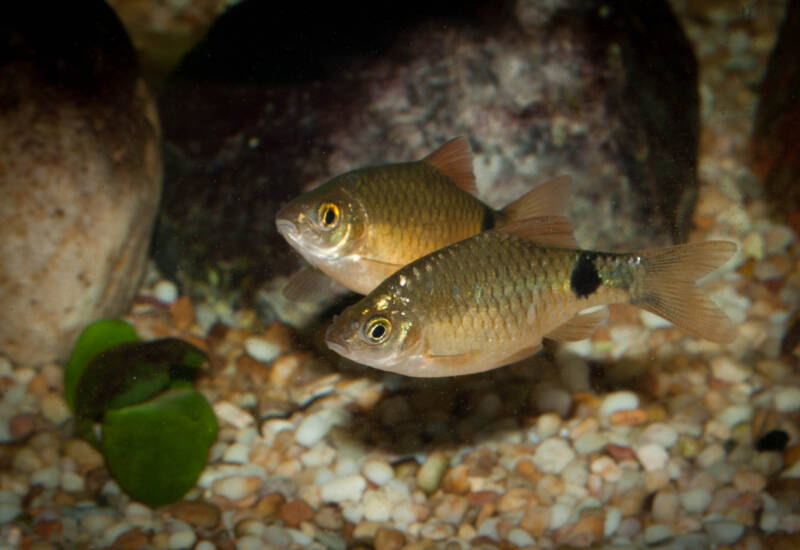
top-left (276, 138), bottom-right (570, 297)
top-left (324, 218), bottom-right (737, 377)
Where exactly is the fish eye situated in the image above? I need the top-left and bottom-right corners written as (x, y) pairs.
top-left (317, 202), bottom-right (340, 230)
top-left (364, 316), bottom-right (391, 344)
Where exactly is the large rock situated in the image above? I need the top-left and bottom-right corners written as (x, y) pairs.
top-left (0, 1), bottom-right (162, 365)
top-left (156, 0), bottom-right (698, 315)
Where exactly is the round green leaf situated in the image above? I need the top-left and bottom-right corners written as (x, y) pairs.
top-left (65, 319), bottom-right (139, 411)
top-left (74, 338), bottom-right (208, 420)
top-left (101, 388), bottom-right (218, 508)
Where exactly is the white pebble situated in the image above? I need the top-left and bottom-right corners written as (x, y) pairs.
top-left (169, 530), bottom-right (197, 549)
top-left (0, 491), bottom-right (21, 524)
top-left (710, 357), bottom-right (750, 383)
top-left (244, 336), bottom-right (281, 364)
top-left (212, 476), bottom-right (262, 500)
top-left (296, 409), bottom-right (348, 447)
top-left (223, 442), bottom-right (251, 464)
top-left (213, 402), bottom-right (254, 429)
top-left (636, 443), bottom-right (668, 471)
top-left (644, 524), bottom-right (674, 545)
top-left (535, 413), bottom-right (562, 440)
top-left (41, 393), bottom-right (72, 425)
top-left (697, 443), bottom-right (725, 468)
top-left (263, 525), bottom-right (292, 547)
top-left (61, 471), bottom-right (85, 492)
top-left (604, 507), bottom-right (622, 536)
top-left (705, 520), bottom-right (744, 545)
top-left (717, 405), bottom-right (753, 427)
top-left (154, 280), bottom-right (179, 304)
top-left (639, 423), bottom-right (678, 449)
top-left (574, 432), bottom-right (607, 454)
top-left (534, 386), bottom-right (573, 418)
top-left (362, 490), bottom-right (391, 522)
top-left (237, 536), bottom-right (265, 550)
top-left (775, 387), bottom-right (800, 413)
top-left (30, 466), bottom-right (60, 489)
top-left (507, 528), bottom-right (534, 547)
top-left (81, 512), bottom-right (116, 534)
top-left (195, 542), bottom-right (216, 550)
top-left (533, 438), bottom-right (575, 474)
top-left (300, 443), bottom-right (336, 467)
top-left (287, 528), bottom-right (313, 546)
top-left (680, 489), bottom-right (712, 514)
top-left (599, 391), bottom-right (639, 420)
top-left (321, 475), bottom-right (366, 503)
top-left (549, 502), bottom-right (572, 530)
top-left (362, 459), bottom-right (394, 486)
top-left (477, 517), bottom-right (499, 539)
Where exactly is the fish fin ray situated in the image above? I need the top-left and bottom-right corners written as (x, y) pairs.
top-left (422, 137), bottom-right (477, 195)
top-left (546, 307), bottom-right (609, 341)
top-left (496, 343), bottom-right (544, 364)
top-left (494, 216), bottom-right (579, 248)
top-left (637, 241), bottom-right (738, 344)
top-left (500, 175), bottom-right (572, 221)
top-left (282, 266), bottom-right (347, 302)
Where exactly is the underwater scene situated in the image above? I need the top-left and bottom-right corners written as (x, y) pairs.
top-left (1, 0), bottom-right (799, 548)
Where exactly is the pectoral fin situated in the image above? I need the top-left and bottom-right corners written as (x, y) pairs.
top-left (283, 266), bottom-right (347, 302)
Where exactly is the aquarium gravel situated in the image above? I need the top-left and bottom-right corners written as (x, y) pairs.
top-left (1, 2), bottom-right (799, 549)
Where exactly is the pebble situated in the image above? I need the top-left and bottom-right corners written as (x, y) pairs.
top-left (212, 402), bottom-right (254, 429)
top-left (652, 490), bottom-right (679, 523)
top-left (574, 432), bottom-right (607, 454)
top-left (374, 528), bottom-right (406, 550)
top-left (590, 456), bottom-right (622, 482)
top-left (549, 502), bottom-right (572, 530)
top-left (362, 459), bottom-right (394, 486)
top-left (168, 530), bottom-right (196, 549)
top-left (154, 280), bottom-right (179, 304)
top-left (40, 393), bottom-right (71, 425)
top-left (775, 387), bottom-right (800, 412)
top-left (507, 528), bottom-right (535, 547)
top-left (362, 490), bottom-right (392, 522)
top-left (61, 471), bottom-right (85, 492)
top-left (211, 476), bottom-right (263, 501)
top-left (604, 507), bottom-right (622, 537)
top-left (194, 541), bottom-right (215, 550)
top-left (639, 423), bottom-right (679, 449)
top-left (236, 536), bottom-right (264, 550)
top-left (599, 391), bottom-right (639, 421)
top-left (81, 512), bottom-right (116, 534)
top-left (31, 466), bottom-right (60, 489)
top-left (321, 475), bottom-right (367, 503)
top-left (697, 443), bottom-right (725, 468)
top-left (680, 489), bottom-right (712, 514)
top-left (644, 524), bottom-right (674, 545)
top-left (717, 405), bottom-right (754, 427)
top-left (295, 409), bottom-right (348, 447)
top-left (520, 505), bottom-right (550, 536)
top-left (416, 452), bottom-right (449, 494)
top-left (0, 491), bottom-right (22, 524)
top-left (535, 413), bottom-right (562, 440)
top-left (223, 442), bottom-right (250, 464)
top-left (705, 520), bottom-right (745, 545)
top-left (532, 438), bottom-right (575, 474)
top-left (166, 501), bottom-right (220, 529)
top-left (244, 336), bottom-right (282, 364)
top-left (710, 356), bottom-right (750, 383)
top-left (280, 498), bottom-right (313, 527)
top-left (635, 443), bottom-right (668, 471)
top-left (434, 494), bottom-right (468, 524)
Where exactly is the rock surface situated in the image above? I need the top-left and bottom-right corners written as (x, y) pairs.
top-left (0, 1), bottom-right (162, 364)
top-left (156, 0), bottom-right (699, 312)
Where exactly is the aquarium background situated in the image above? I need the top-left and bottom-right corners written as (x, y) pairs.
top-left (0, 0), bottom-right (799, 548)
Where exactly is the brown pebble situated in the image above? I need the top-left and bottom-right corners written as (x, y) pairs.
top-left (165, 500), bottom-right (221, 529)
top-left (255, 492), bottom-right (285, 518)
top-left (515, 457), bottom-right (541, 484)
top-left (606, 443), bottom-right (637, 461)
top-left (467, 491), bottom-right (498, 505)
top-left (374, 528), bottom-right (406, 550)
top-left (558, 509), bottom-right (604, 546)
top-left (84, 467), bottom-right (112, 497)
top-left (27, 373), bottom-right (50, 397)
top-left (32, 519), bottom-right (62, 539)
top-left (609, 408), bottom-right (648, 426)
top-left (441, 464), bottom-right (470, 494)
top-left (236, 354), bottom-right (271, 386)
top-left (63, 439), bottom-right (104, 471)
top-left (784, 444), bottom-right (800, 468)
top-left (9, 414), bottom-right (40, 440)
top-left (169, 295), bottom-right (195, 330)
top-left (520, 504), bottom-right (551, 536)
top-left (51, 490), bottom-right (75, 507)
top-left (496, 487), bottom-right (536, 513)
top-left (113, 528), bottom-right (149, 549)
top-left (475, 502), bottom-right (495, 527)
top-left (280, 498), bottom-right (313, 527)
top-left (313, 504), bottom-right (343, 530)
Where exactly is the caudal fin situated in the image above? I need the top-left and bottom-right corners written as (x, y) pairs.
top-left (637, 241), bottom-right (737, 344)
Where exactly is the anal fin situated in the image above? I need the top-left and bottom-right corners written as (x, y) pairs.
top-left (546, 307), bottom-right (609, 342)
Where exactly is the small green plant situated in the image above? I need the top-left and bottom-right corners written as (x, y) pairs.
top-left (65, 319), bottom-right (218, 508)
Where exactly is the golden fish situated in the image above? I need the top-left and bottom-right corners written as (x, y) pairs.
top-left (324, 217), bottom-right (737, 377)
top-left (275, 137), bottom-right (570, 298)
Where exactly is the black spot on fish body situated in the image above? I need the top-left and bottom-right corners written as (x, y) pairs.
top-left (570, 253), bottom-right (601, 298)
top-left (756, 429), bottom-right (789, 452)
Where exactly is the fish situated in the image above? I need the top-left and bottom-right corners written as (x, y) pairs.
top-left (324, 216), bottom-right (737, 377)
top-left (275, 137), bottom-right (571, 299)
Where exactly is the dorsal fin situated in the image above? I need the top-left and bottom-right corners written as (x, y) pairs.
top-left (500, 176), bottom-right (572, 221)
top-left (422, 137), bottom-right (477, 195)
top-left (494, 216), bottom-right (579, 248)
top-left (546, 307), bottom-right (609, 342)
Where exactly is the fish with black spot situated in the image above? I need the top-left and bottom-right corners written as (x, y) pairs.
top-left (324, 217), bottom-right (738, 377)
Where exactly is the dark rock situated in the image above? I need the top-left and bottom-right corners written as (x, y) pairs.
top-left (752, 0), bottom-right (800, 222)
top-left (157, 0), bottom-right (698, 313)
top-left (0, 1), bottom-right (162, 364)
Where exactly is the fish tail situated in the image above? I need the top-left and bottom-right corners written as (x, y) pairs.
top-left (634, 241), bottom-right (737, 343)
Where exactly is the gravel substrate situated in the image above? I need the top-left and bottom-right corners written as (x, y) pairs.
top-left (1, 2), bottom-right (799, 549)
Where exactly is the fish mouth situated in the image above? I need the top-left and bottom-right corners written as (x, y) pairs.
top-left (324, 322), bottom-right (349, 357)
top-left (275, 219), bottom-right (299, 240)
